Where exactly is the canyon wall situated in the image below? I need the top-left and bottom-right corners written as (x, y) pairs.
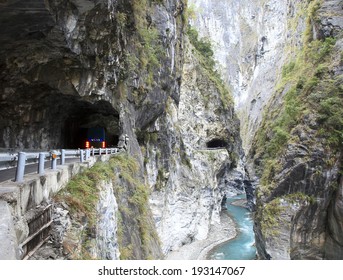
top-left (190, 0), bottom-right (343, 259)
top-left (1, 0), bottom-right (342, 260)
top-left (0, 0), bottom-right (243, 259)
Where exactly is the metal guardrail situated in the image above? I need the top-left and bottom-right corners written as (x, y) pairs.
top-left (0, 148), bottom-right (120, 183)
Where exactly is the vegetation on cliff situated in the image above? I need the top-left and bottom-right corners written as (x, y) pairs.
top-left (251, 0), bottom-right (343, 256)
top-left (54, 154), bottom-right (161, 260)
top-left (112, 154), bottom-right (161, 260)
top-left (186, 25), bottom-right (233, 108)
top-left (253, 0), bottom-right (342, 197)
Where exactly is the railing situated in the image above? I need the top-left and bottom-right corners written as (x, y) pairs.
top-left (0, 148), bottom-right (120, 183)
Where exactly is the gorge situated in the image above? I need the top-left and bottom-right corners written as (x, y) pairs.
top-left (0, 0), bottom-right (342, 260)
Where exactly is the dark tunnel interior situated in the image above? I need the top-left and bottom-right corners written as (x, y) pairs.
top-left (61, 98), bottom-right (121, 149)
top-left (0, 90), bottom-right (121, 150)
top-left (206, 139), bottom-right (228, 149)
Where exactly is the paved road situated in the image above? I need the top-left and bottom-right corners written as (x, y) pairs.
top-left (0, 158), bottom-right (80, 183)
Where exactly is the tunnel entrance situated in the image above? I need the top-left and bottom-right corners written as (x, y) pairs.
top-left (206, 139), bottom-right (228, 149)
top-left (63, 101), bottom-right (120, 149)
top-left (0, 1), bottom-right (121, 151)
top-left (0, 87), bottom-right (121, 150)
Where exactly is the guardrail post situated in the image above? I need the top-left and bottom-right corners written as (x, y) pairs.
top-left (51, 153), bottom-right (57, 170)
top-left (105, 148), bottom-right (108, 155)
top-left (15, 152), bottom-right (26, 182)
top-left (38, 153), bottom-right (45, 176)
top-left (61, 149), bottom-right (66, 165)
top-left (80, 150), bottom-right (84, 163)
top-left (92, 148), bottom-right (95, 157)
top-left (99, 148), bottom-right (102, 155)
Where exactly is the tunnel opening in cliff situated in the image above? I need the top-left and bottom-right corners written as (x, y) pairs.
top-left (0, 0), bottom-right (124, 150)
top-left (0, 87), bottom-right (120, 150)
top-left (64, 104), bottom-right (120, 149)
top-left (206, 139), bottom-right (228, 149)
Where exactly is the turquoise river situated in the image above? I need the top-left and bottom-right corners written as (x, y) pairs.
top-left (208, 194), bottom-right (256, 260)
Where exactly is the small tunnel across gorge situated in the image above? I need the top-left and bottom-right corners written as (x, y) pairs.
top-left (206, 138), bottom-right (228, 149)
top-left (0, 86), bottom-right (121, 150)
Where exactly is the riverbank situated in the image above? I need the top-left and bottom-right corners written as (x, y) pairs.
top-left (166, 211), bottom-right (237, 260)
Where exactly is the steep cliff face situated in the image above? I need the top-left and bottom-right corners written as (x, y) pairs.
top-left (250, 0), bottom-right (343, 259)
top-left (0, 0), bottom-right (184, 152)
top-left (188, 0), bottom-right (297, 153)
top-left (144, 36), bottom-right (242, 254)
top-left (1, 0), bottom-right (245, 260)
top-left (0, 0), bottom-right (183, 259)
top-left (189, 0), bottom-right (343, 260)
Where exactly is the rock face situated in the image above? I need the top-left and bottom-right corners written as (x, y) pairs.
top-left (0, 0), bottom-right (187, 259)
top-left (249, 0), bottom-right (343, 260)
top-left (29, 181), bottom-right (121, 260)
top-left (2, 0), bottom-right (240, 259)
top-left (96, 181), bottom-right (120, 260)
top-left (145, 37), bottom-right (243, 255)
top-left (189, 0), bottom-right (343, 260)
top-left (0, 0), bottom-right (184, 151)
top-left (0, 0), bottom-right (122, 149)
top-left (325, 176), bottom-right (343, 259)
top-left (188, 0), bottom-right (295, 153)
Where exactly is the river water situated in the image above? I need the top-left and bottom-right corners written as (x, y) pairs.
top-left (207, 194), bottom-right (256, 260)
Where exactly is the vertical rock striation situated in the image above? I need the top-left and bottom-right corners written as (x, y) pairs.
top-left (144, 35), bottom-right (242, 254)
top-left (96, 181), bottom-right (120, 260)
top-left (249, 0), bottom-right (343, 259)
top-left (188, 0), bottom-right (294, 154)
top-left (188, 0), bottom-right (343, 260)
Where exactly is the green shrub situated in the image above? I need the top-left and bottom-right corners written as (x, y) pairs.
top-left (254, 0), bottom-right (342, 193)
top-left (187, 26), bottom-right (215, 68)
top-left (283, 192), bottom-right (316, 204)
top-left (55, 161), bottom-right (114, 227)
top-left (110, 154), bottom-right (159, 259)
top-left (187, 25), bottom-right (233, 107)
top-left (282, 61), bottom-right (296, 78)
top-left (260, 199), bottom-right (283, 237)
top-left (318, 94), bottom-right (343, 145)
